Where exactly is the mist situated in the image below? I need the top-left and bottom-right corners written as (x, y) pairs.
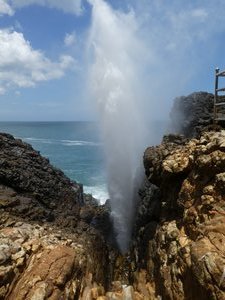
top-left (87, 0), bottom-right (147, 252)
top-left (86, 0), bottom-right (225, 252)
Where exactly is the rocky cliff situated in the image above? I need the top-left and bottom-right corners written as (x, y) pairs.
top-left (0, 133), bottom-right (114, 299)
top-left (170, 92), bottom-right (214, 137)
top-left (131, 92), bottom-right (225, 299)
top-left (1, 92), bottom-right (225, 299)
top-left (134, 129), bottom-right (225, 299)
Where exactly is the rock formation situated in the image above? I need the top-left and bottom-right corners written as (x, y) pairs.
top-left (133, 130), bottom-right (225, 299)
top-left (1, 92), bottom-right (225, 299)
top-left (170, 92), bottom-right (214, 137)
top-left (0, 133), bottom-right (113, 299)
top-left (131, 92), bottom-right (225, 299)
top-left (0, 132), bottom-right (153, 299)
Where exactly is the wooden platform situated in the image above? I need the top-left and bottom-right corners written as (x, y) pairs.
top-left (214, 68), bottom-right (225, 123)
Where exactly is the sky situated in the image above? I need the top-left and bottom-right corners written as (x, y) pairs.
top-left (1, 0), bottom-right (225, 121)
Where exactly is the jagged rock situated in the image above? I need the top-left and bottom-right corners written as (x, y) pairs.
top-left (170, 92), bottom-right (214, 137)
top-left (0, 133), bottom-right (117, 300)
top-left (135, 129), bottom-right (225, 299)
top-left (0, 219), bottom-right (112, 300)
top-left (0, 132), bottom-right (84, 227)
top-left (3, 91), bottom-right (225, 299)
top-left (0, 132), bottom-right (155, 300)
top-left (8, 245), bottom-right (76, 299)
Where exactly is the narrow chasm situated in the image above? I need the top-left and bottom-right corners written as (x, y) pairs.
top-left (2, 92), bottom-right (225, 299)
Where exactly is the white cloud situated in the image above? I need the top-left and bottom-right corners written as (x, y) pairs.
top-left (14, 20), bottom-right (23, 31)
top-left (0, 0), bottom-right (14, 15)
top-left (191, 8), bottom-right (208, 20)
top-left (64, 32), bottom-right (77, 47)
top-left (0, 86), bottom-right (6, 95)
top-left (0, 29), bottom-right (75, 93)
top-left (15, 90), bottom-right (20, 95)
top-left (86, 0), bottom-right (225, 121)
top-left (6, 0), bottom-right (83, 15)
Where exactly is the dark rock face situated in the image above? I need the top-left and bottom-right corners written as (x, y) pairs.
top-left (0, 133), bottom-right (151, 299)
top-left (0, 132), bottom-right (83, 226)
top-left (0, 133), bottom-right (116, 299)
top-left (170, 92), bottom-right (214, 137)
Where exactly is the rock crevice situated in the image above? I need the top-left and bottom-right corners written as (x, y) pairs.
top-left (2, 92), bottom-right (225, 299)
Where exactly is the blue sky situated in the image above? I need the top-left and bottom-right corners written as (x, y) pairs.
top-left (1, 0), bottom-right (225, 121)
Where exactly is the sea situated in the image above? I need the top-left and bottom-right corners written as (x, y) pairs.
top-left (0, 121), bottom-right (168, 205)
top-left (0, 121), bottom-right (109, 204)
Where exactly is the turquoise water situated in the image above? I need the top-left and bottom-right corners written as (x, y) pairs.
top-left (0, 121), bottom-right (109, 203)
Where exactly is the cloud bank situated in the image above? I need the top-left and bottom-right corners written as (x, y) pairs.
top-left (64, 32), bottom-right (77, 47)
top-left (0, 0), bottom-right (83, 16)
top-left (89, 0), bottom-right (225, 122)
top-left (0, 29), bottom-right (75, 94)
top-left (0, 0), bottom-right (13, 15)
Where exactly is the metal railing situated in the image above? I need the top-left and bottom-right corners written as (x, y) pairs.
top-left (214, 68), bottom-right (225, 123)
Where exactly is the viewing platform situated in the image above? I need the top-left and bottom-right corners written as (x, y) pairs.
top-left (214, 68), bottom-right (225, 123)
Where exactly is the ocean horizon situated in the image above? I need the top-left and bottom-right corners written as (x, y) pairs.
top-left (0, 121), bottom-right (109, 204)
top-left (0, 120), bottom-right (168, 204)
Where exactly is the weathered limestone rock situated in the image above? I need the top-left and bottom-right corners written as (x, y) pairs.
top-left (8, 245), bottom-right (76, 299)
top-left (2, 91), bottom-right (225, 299)
top-left (0, 219), bottom-right (109, 300)
top-left (136, 129), bottom-right (225, 299)
top-left (0, 133), bottom-right (114, 300)
top-left (0, 132), bottom-right (157, 300)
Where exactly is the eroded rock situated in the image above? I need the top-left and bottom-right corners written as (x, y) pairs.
top-left (135, 129), bottom-right (225, 299)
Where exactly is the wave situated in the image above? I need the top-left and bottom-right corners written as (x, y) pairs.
top-left (24, 137), bottom-right (54, 144)
top-left (22, 137), bottom-right (102, 146)
top-left (23, 137), bottom-right (101, 147)
top-left (84, 185), bottom-right (109, 205)
top-left (61, 140), bottom-right (101, 146)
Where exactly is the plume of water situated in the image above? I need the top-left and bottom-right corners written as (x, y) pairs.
top-left (87, 0), bottom-right (146, 253)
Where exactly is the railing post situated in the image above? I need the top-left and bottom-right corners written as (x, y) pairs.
top-left (214, 68), bottom-right (220, 123)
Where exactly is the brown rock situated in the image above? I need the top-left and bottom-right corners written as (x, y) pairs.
top-left (135, 129), bottom-right (225, 299)
top-left (8, 245), bottom-right (75, 299)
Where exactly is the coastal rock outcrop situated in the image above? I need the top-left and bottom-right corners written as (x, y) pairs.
top-left (170, 92), bottom-right (214, 137)
top-left (0, 132), bottom-right (154, 299)
top-left (0, 132), bottom-right (83, 227)
top-left (133, 129), bottom-right (225, 299)
top-left (0, 133), bottom-right (113, 299)
top-left (2, 91), bottom-right (225, 299)
top-left (0, 217), bottom-right (111, 299)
